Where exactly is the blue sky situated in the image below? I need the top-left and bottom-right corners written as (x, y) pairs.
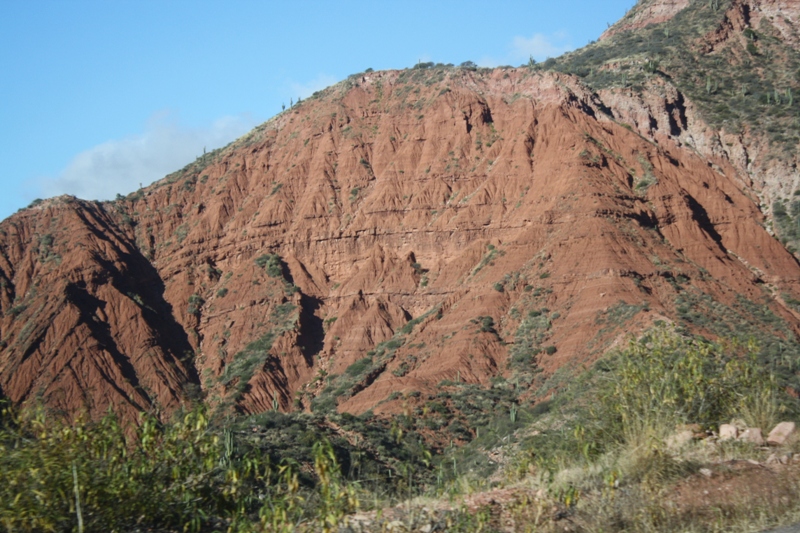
top-left (0, 0), bottom-right (635, 221)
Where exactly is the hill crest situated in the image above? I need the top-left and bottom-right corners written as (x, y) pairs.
top-left (2, 3), bottom-right (800, 424)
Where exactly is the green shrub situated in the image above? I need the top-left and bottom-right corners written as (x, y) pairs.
top-left (597, 325), bottom-right (778, 443)
top-left (187, 294), bottom-right (204, 315)
top-left (6, 304), bottom-right (27, 318)
top-left (174, 224), bottom-right (189, 243)
top-left (0, 406), bottom-right (269, 532)
top-left (255, 253), bottom-right (283, 278)
top-left (392, 362), bottom-right (410, 377)
top-left (346, 357), bottom-right (373, 377)
top-left (220, 303), bottom-right (298, 398)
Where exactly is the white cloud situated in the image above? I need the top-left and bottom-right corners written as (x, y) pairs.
top-left (510, 32), bottom-right (573, 63)
top-left (35, 112), bottom-right (257, 201)
top-left (478, 32), bottom-right (574, 68)
top-left (288, 73), bottom-right (339, 101)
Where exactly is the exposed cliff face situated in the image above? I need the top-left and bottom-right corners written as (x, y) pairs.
top-left (602, 0), bottom-right (800, 43)
top-left (2, 5), bottom-right (800, 422)
top-left (558, 0), bottom-right (800, 252)
top-left (0, 200), bottom-right (196, 420)
top-left (600, 0), bottom-right (691, 40)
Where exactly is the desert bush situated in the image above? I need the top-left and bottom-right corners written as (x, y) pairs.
top-left (187, 293), bottom-right (204, 315)
top-left (513, 325), bottom-right (783, 483)
top-left (596, 325), bottom-right (777, 443)
top-left (0, 403), bottom-right (420, 532)
top-left (0, 406), bottom-right (268, 532)
top-left (346, 357), bottom-right (373, 377)
top-left (255, 253), bottom-right (283, 278)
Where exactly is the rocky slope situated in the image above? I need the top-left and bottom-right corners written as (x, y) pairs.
top-left (2, 0), bottom-right (800, 424)
top-left (561, 0), bottom-right (800, 224)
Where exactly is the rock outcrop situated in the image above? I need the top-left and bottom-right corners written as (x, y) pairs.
top-left (600, 0), bottom-right (691, 40)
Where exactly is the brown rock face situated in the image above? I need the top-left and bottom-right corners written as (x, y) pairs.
top-left (600, 0), bottom-right (690, 40)
top-left (602, 0), bottom-right (800, 45)
top-left (2, 65), bottom-right (800, 422)
top-left (0, 201), bottom-right (196, 421)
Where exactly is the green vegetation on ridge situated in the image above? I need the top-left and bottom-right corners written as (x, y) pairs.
top-left (549, 0), bottom-right (800, 156)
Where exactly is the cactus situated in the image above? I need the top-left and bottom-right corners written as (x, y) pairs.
top-left (510, 405), bottom-right (518, 423)
top-left (787, 88), bottom-right (793, 106)
top-left (272, 394), bottom-right (279, 411)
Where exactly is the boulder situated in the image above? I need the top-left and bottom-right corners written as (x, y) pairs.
top-left (767, 452), bottom-right (794, 465)
top-left (767, 422), bottom-right (796, 446)
top-left (666, 429), bottom-right (695, 449)
top-left (766, 453), bottom-right (779, 464)
top-left (739, 428), bottom-right (765, 446)
top-left (719, 424), bottom-right (738, 440)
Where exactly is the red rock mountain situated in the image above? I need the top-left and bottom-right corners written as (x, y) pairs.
top-left (2, 0), bottom-right (799, 422)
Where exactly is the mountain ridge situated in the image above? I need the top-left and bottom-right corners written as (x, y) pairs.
top-left (2, 0), bottom-right (800, 425)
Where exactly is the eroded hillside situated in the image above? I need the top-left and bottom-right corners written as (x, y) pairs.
top-left (2, 0), bottom-right (800, 426)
